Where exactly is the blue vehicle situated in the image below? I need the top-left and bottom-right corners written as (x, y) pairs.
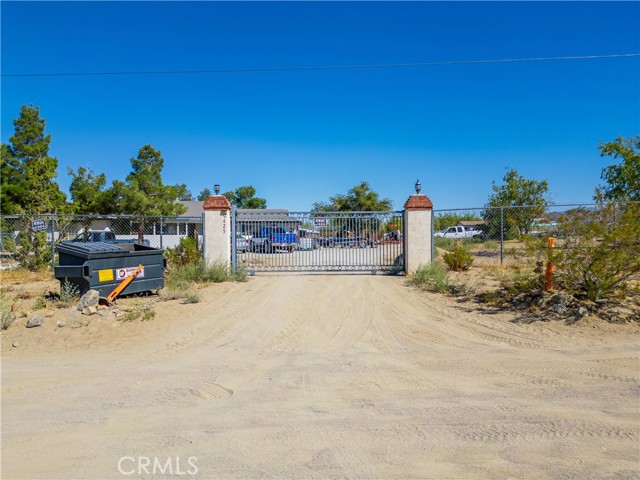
top-left (251, 226), bottom-right (298, 253)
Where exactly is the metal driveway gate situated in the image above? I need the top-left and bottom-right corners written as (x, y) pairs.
top-left (232, 209), bottom-right (404, 273)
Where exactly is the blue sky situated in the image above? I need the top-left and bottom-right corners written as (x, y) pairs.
top-left (2, 1), bottom-right (639, 211)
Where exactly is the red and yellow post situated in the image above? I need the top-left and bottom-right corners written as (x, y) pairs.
top-left (545, 237), bottom-right (555, 291)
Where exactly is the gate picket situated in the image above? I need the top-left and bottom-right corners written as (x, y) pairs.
top-left (232, 210), bottom-right (404, 273)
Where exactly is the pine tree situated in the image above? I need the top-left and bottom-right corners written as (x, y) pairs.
top-left (1, 105), bottom-right (66, 270)
top-left (3, 105), bottom-right (66, 214)
top-left (197, 188), bottom-right (212, 201)
top-left (113, 145), bottom-right (187, 242)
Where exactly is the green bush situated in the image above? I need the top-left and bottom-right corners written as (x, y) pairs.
top-left (443, 243), bottom-right (474, 271)
top-left (165, 237), bottom-right (201, 266)
top-left (58, 279), bottom-right (80, 308)
top-left (16, 230), bottom-right (51, 271)
top-left (552, 202), bottom-right (640, 301)
top-left (434, 237), bottom-right (455, 251)
top-left (166, 260), bottom-right (236, 290)
top-left (502, 271), bottom-right (544, 297)
top-left (119, 304), bottom-right (155, 322)
top-left (409, 262), bottom-right (452, 293)
top-left (0, 292), bottom-right (16, 330)
top-left (183, 292), bottom-right (202, 304)
top-left (33, 296), bottom-right (47, 310)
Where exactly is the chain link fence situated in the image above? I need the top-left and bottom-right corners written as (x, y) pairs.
top-left (0, 214), bottom-right (204, 270)
top-left (432, 202), bottom-right (635, 267)
top-left (2, 203), bottom-right (636, 273)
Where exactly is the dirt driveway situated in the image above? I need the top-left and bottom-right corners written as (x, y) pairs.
top-left (1, 274), bottom-right (639, 479)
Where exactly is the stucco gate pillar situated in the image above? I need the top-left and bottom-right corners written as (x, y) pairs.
top-left (203, 195), bottom-right (232, 267)
top-left (403, 193), bottom-right (434, 274)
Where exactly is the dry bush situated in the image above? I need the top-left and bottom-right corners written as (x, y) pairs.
top-left (443, 243), bottom-right (474, 271)
top-left (0, 291), bottom-right (16, 330)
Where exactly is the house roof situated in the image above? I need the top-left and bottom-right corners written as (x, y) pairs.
top-left (177, 201), bottom-right (298, 223)
top-left (179, 201), bottom-right (206, 218)
top-left (458, 220), bottom-right (486, 226)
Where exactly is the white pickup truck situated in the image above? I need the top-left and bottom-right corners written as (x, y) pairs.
top-left (435, 225), bottom-right (486, 240)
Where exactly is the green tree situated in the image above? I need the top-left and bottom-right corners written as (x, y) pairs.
top-left (197, 188), bottom-right (212, 201)
top-left (0, 144), bottom-right (24, 214)
top-left (597, 136), bottom-right (640, 202)
top-left (223, 185), bottom-right (267, 209)
top-left (483, 169), bottom-right (549, 239)
top-left (112, 145), bottom-right (187, 242)
top-left (312, 181), bottom-right (392, 212)
top-left (1, 105), bottom-right (66, 270)
top-left (175, 184), bottom-right (193, 201)
top-left (67, 166), bottom-right (115, 241)
top-left (68, 167), bottom-right (111, 214)
top-left (1, 105), bottom-right (66, 214)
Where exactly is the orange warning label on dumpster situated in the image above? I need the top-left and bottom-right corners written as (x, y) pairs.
top-left (98, 269), bottom-right (114, 282)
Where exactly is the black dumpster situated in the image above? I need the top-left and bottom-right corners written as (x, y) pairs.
top-left (54, 242), bottom-right (165, 297)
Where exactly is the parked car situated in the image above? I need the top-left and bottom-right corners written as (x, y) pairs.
top-left (235, 234), bottom-right (252, 253)
top-left (530, 220), bottom-right (559, 237)
top-left (251, 226), bottom-right (298, 253)
top-left (314, 234), bottom-right (373, 248)
top-left (333, 235), bottom-right (370, 248)
top-left (69, 230), bottom-right (151, 246)
top-left (435, 225), bottom-right (486, 240)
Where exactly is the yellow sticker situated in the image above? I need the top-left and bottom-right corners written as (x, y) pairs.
top-left (98, 269), bottom-right (114, 282)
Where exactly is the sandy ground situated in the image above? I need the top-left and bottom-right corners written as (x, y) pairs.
top-left (1, 274), bottom-right (639, 479)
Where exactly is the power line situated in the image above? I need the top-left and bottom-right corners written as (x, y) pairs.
top-left (2, 53), bottom-right (638, 78)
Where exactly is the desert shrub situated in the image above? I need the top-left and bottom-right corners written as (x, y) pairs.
top-left (434, 237), bottom-right (455, 251)
top-left (33, 296), bottom-right (47, 310)
top-left (158, 289), bottom-right (186, 301)
top-left (119, 303), bottom-right (155, 322)
top-left (502, 271), bottom-right (544, 297)
top-left (166, 261), bottom-right (232, 289)
top-left (551, 202), bottom-right (640, 301)
top-left (0, 292), bottom-right (16, 330)
top-left (165, 237), bottom-right (201, 266)
top-left (58, 279), bottom-right (80, 308)
top-left (443, 243), bottom-right (474, 271)
top-left (232, 267), bottom-right (247, 282)
top-left (184, 292), bottom-right (202, 304)
top-left (409, 262), bottom-right (452, 293)
top-left (436, 237), bottom-right (487, 255)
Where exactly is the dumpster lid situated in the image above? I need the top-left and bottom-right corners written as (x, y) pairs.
top-left (57, 242), bottom-right (127, 255)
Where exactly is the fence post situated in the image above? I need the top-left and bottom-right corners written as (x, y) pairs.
top-left (201, 213), bottom-right (206, 261)
top-left (403, 193), bottom-right (434, 274)
top-left (50, 214), bottom-right (56, 269)
top-left (431, 209), bottom-right (435, 262)
top-left (159, 216), bottom-right (164, 250)
top-left (500, 206), bottom-right (504, 265)
top-left (231, 206), bottom-right (237, 274)
top-left (202, 195), bottom-right (232, 267)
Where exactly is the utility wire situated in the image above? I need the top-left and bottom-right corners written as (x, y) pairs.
top-left (2, 53), bottom-right (638, 78)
